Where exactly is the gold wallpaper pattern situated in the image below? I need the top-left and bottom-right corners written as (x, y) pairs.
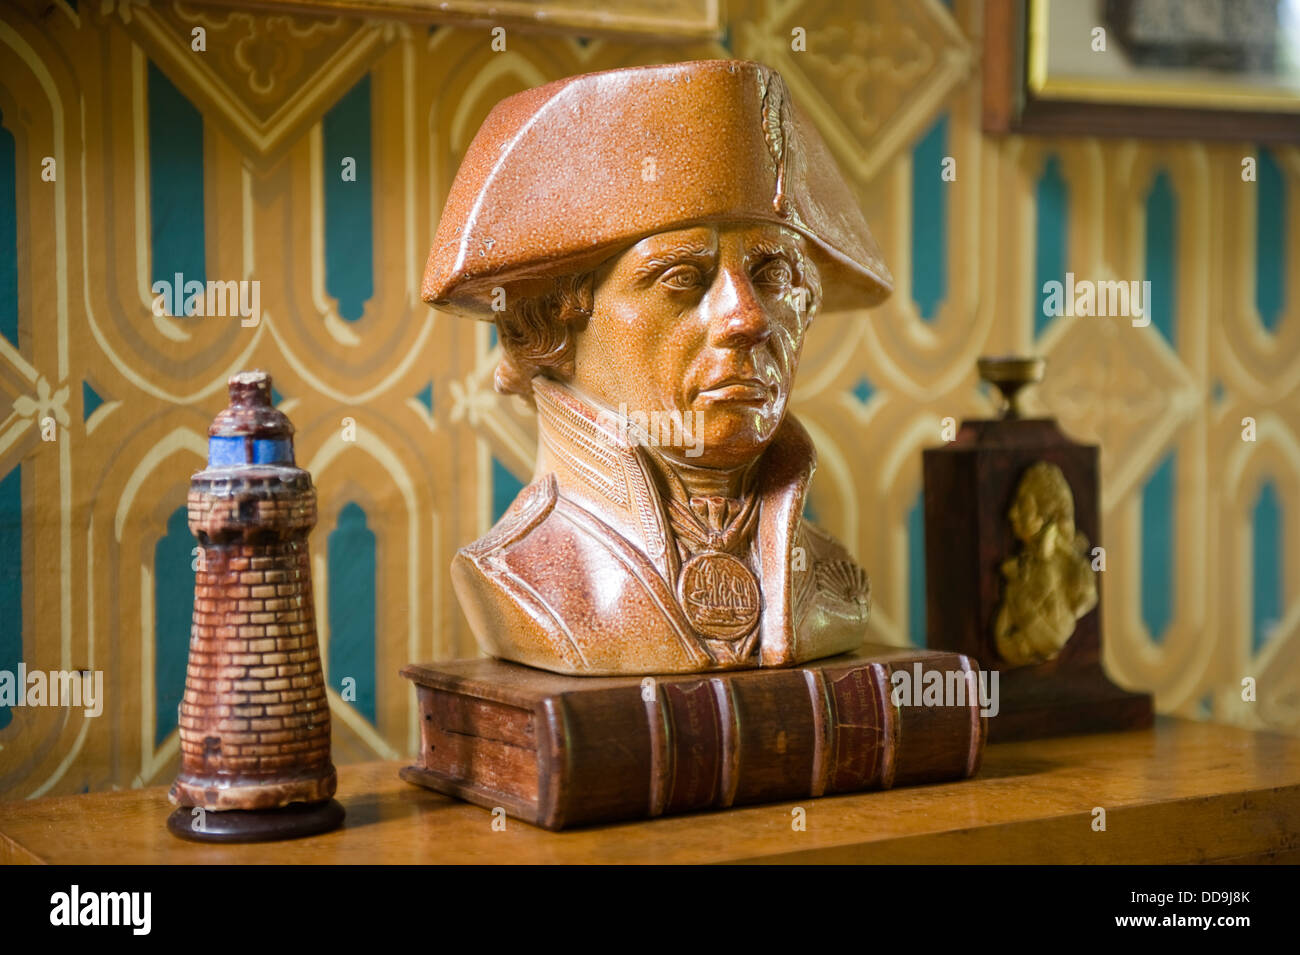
top-left (0, 0), bottom-right (1296, 799)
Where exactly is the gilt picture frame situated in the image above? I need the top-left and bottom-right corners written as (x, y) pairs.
top-left (984, 0), bottom-right (1300, 141)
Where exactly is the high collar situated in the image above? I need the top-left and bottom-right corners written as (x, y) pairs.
top-left (531, 376), bottom-right (818, 665)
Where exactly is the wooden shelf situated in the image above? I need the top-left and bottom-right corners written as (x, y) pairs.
top-left (3, 717), bottom-right (1298, 864)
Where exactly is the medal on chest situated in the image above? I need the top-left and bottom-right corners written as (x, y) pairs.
top-left (667, 492), bottom-right (762, 643)
top-left (677, 551), bottom-right (761, 641)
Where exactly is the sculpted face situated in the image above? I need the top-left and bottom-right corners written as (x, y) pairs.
top-left (571, 223), bottom-right (814, 470)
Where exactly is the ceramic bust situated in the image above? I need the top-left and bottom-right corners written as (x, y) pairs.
top-left (424, 59), bottom-right (893, 675)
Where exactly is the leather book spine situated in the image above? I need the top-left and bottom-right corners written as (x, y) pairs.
top-left (723, 669), bottom-right (821, 807)
top-left (653, 679), bottom-right (723, 816)
top-left (545, 660), bottom-right (955, 828)
top-left (539, 686), bottom-right (653, 830)
top-left (814, 662), bottom-right (893, 794)
top-left (883, 655), bottom-right (986, 784)
top-left (410, 651), bottom-right (984, 830)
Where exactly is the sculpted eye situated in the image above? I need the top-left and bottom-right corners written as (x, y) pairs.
top-left (659, 264), bottom-right (706, 291)
top-left (753, 258), bottom-right (794, 288)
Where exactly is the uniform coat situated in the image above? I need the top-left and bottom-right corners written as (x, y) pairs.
top-left (452, 379), bottom-right (871, 675)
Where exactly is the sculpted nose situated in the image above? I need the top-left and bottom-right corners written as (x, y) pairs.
top-left (705, 268), bottom-right (772, 349)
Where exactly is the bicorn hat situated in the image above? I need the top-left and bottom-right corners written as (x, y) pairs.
top-left (422, 59), bottom-right (893, 319)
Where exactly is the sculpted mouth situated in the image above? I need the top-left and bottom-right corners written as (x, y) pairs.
top-left (695, 377), bottom-right (773, 403)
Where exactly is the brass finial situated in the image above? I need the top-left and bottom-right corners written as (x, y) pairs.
top-left (977, 356), bottom-right (1045, 420)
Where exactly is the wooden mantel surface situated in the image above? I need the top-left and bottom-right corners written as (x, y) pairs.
top-left (3, 717), bottom-right (1299, 864)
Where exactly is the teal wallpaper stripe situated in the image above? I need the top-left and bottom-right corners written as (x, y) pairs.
top-left (0, 112), bottom-right (16, 350)
top-left (1252, 481), bottom-right (1282, 655)
top-left (0, 111), bottom-right (16, 731)
top-left (1139, 170), bottom-right (1178, 646)
top-left (910, 113), bottom-right (948, 321)
top-left (323, 74), bottom-right (374, 323)
top-left (1256, 148), bottom-right (1286, 333)
top-left (81, 381), bottom-right (103, 420)
top-left (491, 456), bottom-right (525, 524)
top-left (1145, 170), bottom-right (1177, 346)
top-left (154, 506), bottom-right (194, 745)
top-left (147, 62), bottom-right (205, 307)
top-left (1141, 452), bottom-right (1176, 642)
top-left (0, 466), bottom-right (20, 730)
top-left (1033, 155), bottom-right (1067, 338)
top-left (328, 502), bottom-right (377, 724)
top-left (908, 489), bottom-right (925, 646)
top-left (852, 375), bottom-right (873, 406)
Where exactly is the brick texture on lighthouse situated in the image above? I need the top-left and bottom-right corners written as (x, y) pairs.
top-left (169, 371), bottom-right (337, 812)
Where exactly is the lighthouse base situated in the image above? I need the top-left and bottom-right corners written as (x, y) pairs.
top-left (166, 798), bottom-right (345, 843)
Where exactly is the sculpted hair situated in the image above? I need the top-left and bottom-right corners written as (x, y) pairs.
top-left (493, 272), bottom-right (595, 399)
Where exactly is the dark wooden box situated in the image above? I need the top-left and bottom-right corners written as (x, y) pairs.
top-left (922, 417), bottom-right (1152, 742)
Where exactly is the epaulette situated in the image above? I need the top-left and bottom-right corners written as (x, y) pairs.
top-left (461, 473), bottom-right (558, 558)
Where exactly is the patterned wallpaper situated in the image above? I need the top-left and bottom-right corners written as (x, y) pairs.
top-left (0, 0), bottom-right (1295, 800)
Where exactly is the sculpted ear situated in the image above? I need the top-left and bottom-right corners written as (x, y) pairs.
top-left (799, 250), bottom-right (823, 324)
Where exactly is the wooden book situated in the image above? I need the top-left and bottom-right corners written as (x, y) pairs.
top-left (400, 646), bottom-right (986, 830)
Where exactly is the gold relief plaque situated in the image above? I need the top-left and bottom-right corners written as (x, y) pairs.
top-left (994, 461), bottom-right (1099, 667)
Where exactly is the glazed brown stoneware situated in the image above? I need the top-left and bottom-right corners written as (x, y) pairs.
top-left (167, 371), bottom-right (343, 841)
top-left (425, 60), bottom-right (894, 676)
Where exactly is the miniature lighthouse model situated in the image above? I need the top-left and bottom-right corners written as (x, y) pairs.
top-left (167, 370), bottom-right (343, 842)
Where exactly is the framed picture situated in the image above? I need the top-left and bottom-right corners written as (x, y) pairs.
top-left (984, 0), bottom-right (1300, 141)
